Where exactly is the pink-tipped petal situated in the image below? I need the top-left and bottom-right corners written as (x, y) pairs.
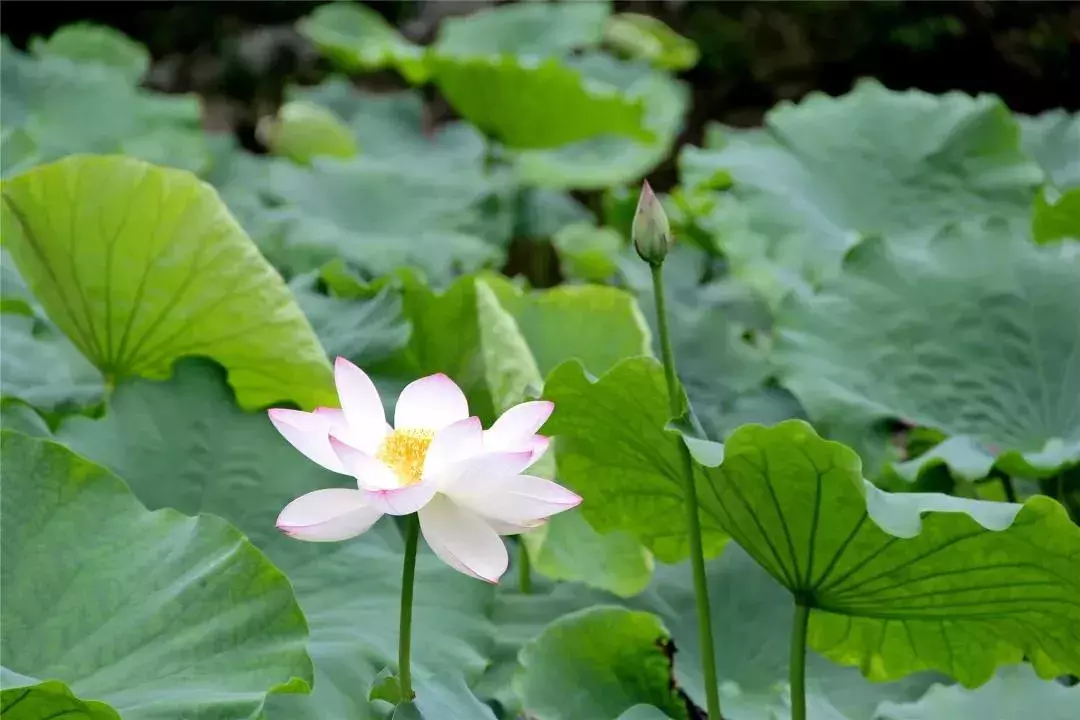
top-left (423, 417), bottom-right (483, 479)
top-left (445, 474), bottom-right (581, 527)
top-left (394, 373), bottom-right (469, 431)
top-left (484, 401), bottom-right (554, 452)
top-left (527, 435), bottom-right (550, 466)
top-left (334, 357), bottom-right (388, 453)
top-left (329, 435), bottom-right (399, 491)
top-left (361, 481), bottom-right (438, 516)
top-left (438, 450), bottom-right (535, 491)
top-left (276, 488), bottom-right (382, 542)
top-left (268, 408), bottom-right (344, 474)
top-left (419, 494), bottom-right (508, 583)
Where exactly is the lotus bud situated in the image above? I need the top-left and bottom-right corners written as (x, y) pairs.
top-left (632, 180), bottom-right (671, 266)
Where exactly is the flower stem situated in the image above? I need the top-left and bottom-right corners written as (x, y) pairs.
top-left (790, 602), bottom-right (809, 720)
top-left (650, 263), bottom-right (722, 719)
top-left (518, 539), bottom-right (533, 594)
top-left (399, 513), bottom-right (420, 701)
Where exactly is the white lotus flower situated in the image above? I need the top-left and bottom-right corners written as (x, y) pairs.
top-left (269, 357), bottom-right (581, 583)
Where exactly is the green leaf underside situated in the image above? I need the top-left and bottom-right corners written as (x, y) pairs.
top-left (1032, 186), bottom-right (1080, 244)
top-left (516, 606), bottom-right (688, 720)
top-left (0, 431), bottom-right (313, 719)
top-left (483, 274), bottom-right (653, 377)
top-left (542, 357), bottom-right (729, 564)
top-left (710, 420), bottom-right (1080, 687)
top-left (513, 53), bottom-right (689, 190)
top-left (57, 361), bottom-right (497, 719)
top-left (775, 221), bottom-right (1080, 478)
top-left (475, 279), bottom-right (544, 415)
top-left (639, 545), bottom-right (940, 719)
top-left (0, 679), bottom-right (119, 720)
top-left (430, 54), bottom-right (651, 149)
top-left (1, 155), bottom-right (335, 411)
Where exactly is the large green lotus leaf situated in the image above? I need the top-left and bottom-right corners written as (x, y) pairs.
top-left (513, 53), bottom-right (689, 189)
top-left (267, 157), bottom-right (500, 281)
top-left (0, 431), bottom-right (313, 719)
top-left (702, 420), bottom-right (1080, 686)
top-left (0, 39), bottom-right (208, 174)
top-left (0, 314), bottom-right (103, 412)
top-left (516, 606), bottom-right (689, 720)
top-left (434, 1), bottom-right (609, 57)
top-left (1, 155), bottom-right (336, 411)
top-left (775, 221), bottom-right (1080, 479)
top-left (679, 81), bottom-right (1043, 302)
top-left (542, 356), bottom-right (729, 563)
top-left (297, 2), bottom-right (429, 83)
top-left (682, 80), bottom-right (1041, 237)
top-left (28, 23), bottom-right (150, 84)
top-left (876, 664), bottom-right (1078, 720)
top-left (430, 53), bottom-right (650, 150)
top-left (677, 189), bottom-right (855, 312)
top-left (1018, 110), bottom-right (1079, 190)
top-left (56, 360), bottom-right (499, 719)
top-left (603, 13), bottom-right (699, 71)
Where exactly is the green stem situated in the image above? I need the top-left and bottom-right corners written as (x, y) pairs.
top-left (518, 539), bottom-right (533, 594)
top-left (1000, 473), bottom-right (1017, 503)
top-left (790, 602), bottom-right (809, 720)
top-left (399, 513), bottom-right (420, 701)
top-left (650, 264), bottom-right (722, 719)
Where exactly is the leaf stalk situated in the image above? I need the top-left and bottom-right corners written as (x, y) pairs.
top-left (790, 602), bottom-right (809, 720)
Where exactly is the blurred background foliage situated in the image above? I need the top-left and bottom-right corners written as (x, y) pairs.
top-left (4, 0), bottom-right (1076, 178)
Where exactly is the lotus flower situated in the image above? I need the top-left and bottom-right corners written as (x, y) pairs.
top-left (269, 357), bottom-right (581, 583)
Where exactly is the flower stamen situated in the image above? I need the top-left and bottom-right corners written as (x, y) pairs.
top-left (377, 428), bottom-right (434, 486)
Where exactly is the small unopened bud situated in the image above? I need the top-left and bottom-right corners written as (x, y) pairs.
top-left (632, 180), bottom-right (671, 265)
